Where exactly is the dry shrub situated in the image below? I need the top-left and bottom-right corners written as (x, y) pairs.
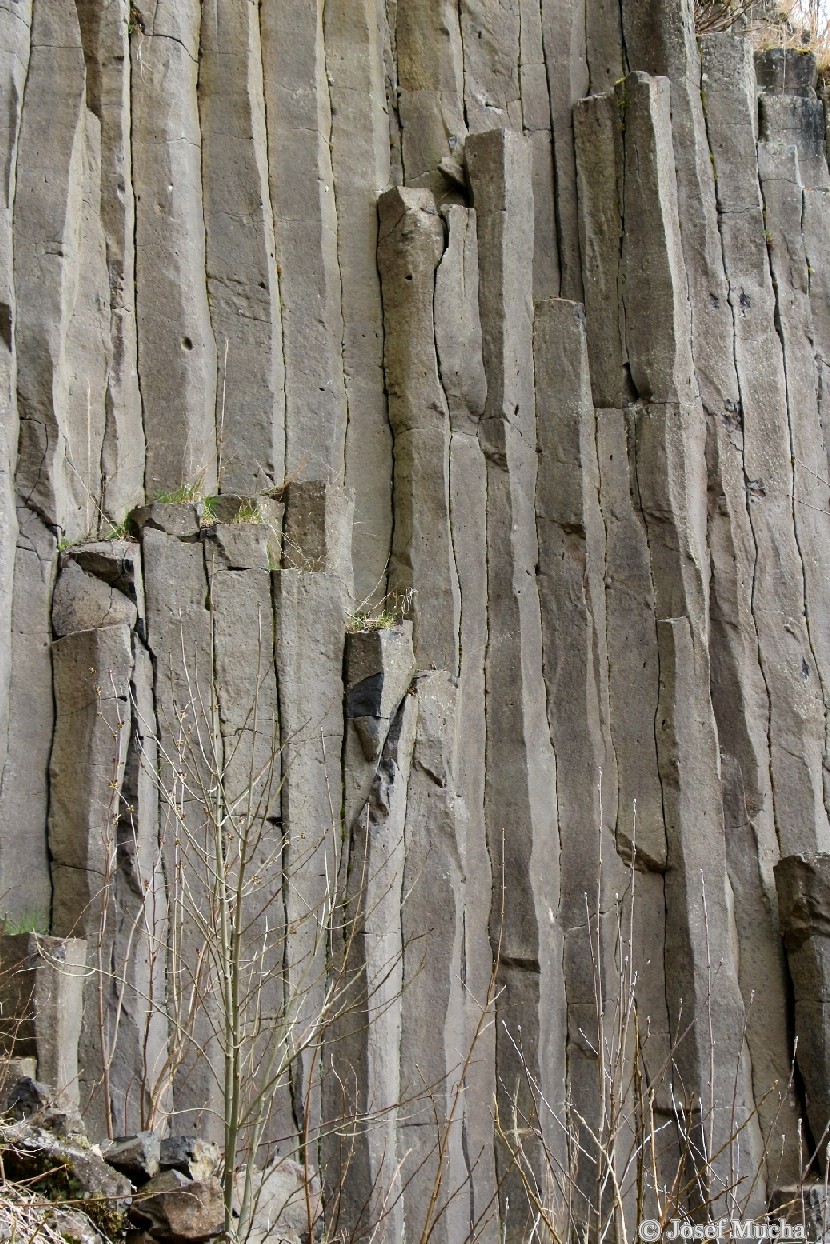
top-left (695, 0), bottom-right (830, 75)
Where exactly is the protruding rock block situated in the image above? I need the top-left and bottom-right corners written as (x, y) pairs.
top-left (0, 934), bottom-right (87, 1108)
top-left (130, 502), bottom-right (204, 540)
top-left (52, 558), bottom-right (138, 639)
top-left (377, 188), bottom-right (446, 439)
top-left (129, 1168), bottom-right (224, 1241)
top-left (208, 495), bottom-right (283, 566)
top-left (776, 854), bottom-right (830, 1152)
top-left (102, 1132), bottom-right (161, 1183)
top-left (760, 93), bottom-right (829, 191)
top-left (68, 541), bottom-right (145, 617)
top-left (755, 47), bottom-right (818, 98)
top-left (344, 623), bottom-right (415, 827)
top-left (280, 480), bottom-right (354, 587)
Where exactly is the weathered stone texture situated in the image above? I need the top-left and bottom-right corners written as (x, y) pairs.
top-left (326, 0), bottom-right (393, 604)
top-left (378, 187), bottom-right (461, 672)
top-left (75, 0), bottom-right (144, 523)
top-left (467, 127), bottom-right (564, 1234)
top-left (261, 0), bottom-right (347, 485)
top-left (274, 484), bottom-right (350, 1146)
top-left (131, 0), bottom-right (217, 496)
top-left (199, 0), bottom-right (285, 494)
top-left (0, 510), bottom-right (56, 922)
top-left (0, 0), bottom-right (31, 796)
top-left (1, 2), bottom-right (830, 1236)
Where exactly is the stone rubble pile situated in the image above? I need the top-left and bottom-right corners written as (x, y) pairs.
top-left (0, 1077), bottom-right (316, 1244)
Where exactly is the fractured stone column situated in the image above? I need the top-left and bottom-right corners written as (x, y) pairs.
top-left (377, 187), bottom-right (461, 675)
top-left (657, 617), bottom-right (764, 1213)
top-left (534, 299), bottom-right (626, 1219)
top-left (701, 35), bottom-right (830, 860)
top-left (467, 128), bottom-right (563, 1238)
top-left (261, 0), bottom-right (347, 485)
top-left (75, 0), bottom-right (145, 523)
top-left (622, 0), bottom-right (738, 417)
top-left (540, 0), bottom-right (586, 299)
top-left (274, 482), bottom-right (352, 1149)
top-left (0, 0), bottom-right (32, 797)
top-left (325, 0), bottom-right (394, 603)
top-left (435, 203), bottom-right (498, 1235)
top-left (324, 623), bottom-right (414, 1242)
top-left (326, 692), bottom-right (417, 1244)
top-left (0, 510), bottom-right (56, 928)
top-left (0, 934), bottom-right (87, 1109)
top-left (49, 539), bottom-right (167, 1138)
top-left (698, 36), bottom-right (811, 1179)
top-left (131, 0), bottom-right (217, 495)
top-left (141, 504), bottom-right (220, 1138)
top-left (199, 0), bottom-right (285, 494)
top-left (399, 673), bottom-right (468, 1244)
top-left (14, 0), bottom-right (111, 539)
top-left (759, 95), bottom-right (830, 834)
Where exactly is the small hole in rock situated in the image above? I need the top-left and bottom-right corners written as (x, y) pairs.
top-left (182, 337), bottom-right (194, 351)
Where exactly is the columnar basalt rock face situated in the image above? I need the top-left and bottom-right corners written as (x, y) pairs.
top-left (2, 1), bottom-right (830, 1238)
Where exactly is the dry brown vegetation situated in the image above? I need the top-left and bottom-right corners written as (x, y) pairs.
top-left (695, 0), bottom-right (830, 74)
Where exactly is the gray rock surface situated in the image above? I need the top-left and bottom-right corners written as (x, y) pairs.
top-left (199, 0), bottom-right (284, 494)
top-left (0, 3), bottom-right (829, 1237)
top-left (398, 673), bottom-right (468, 1244)
top-left (378, 187), bottom-right (461, 671)
top-left (132, 0), bottom-right (217, 496)
top-left (467, 126), bottom-right (564, 1235)
top-left (130, 1168), bottom-right (224, 1241)
top-left (776, 854), bottom-right (830, 1151)
top-left (261, 0), bottom-right (347, 485)
top-left (0, 937), bottom-right (86, 1108)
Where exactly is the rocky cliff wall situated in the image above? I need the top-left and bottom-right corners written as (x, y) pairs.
top-left (1, 0), bottom-right (830, 1239)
